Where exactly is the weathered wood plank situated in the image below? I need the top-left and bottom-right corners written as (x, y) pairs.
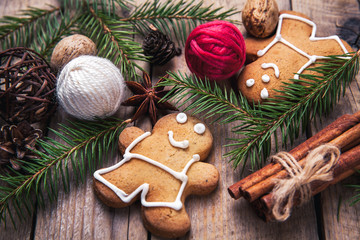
top-left (292, 0), bottom-right (360, 239)
top-left (0, 1), bottom-right (58, 239)
top-left (125, 102), bottom-right (151, 239)
top-left (33, 94), bottom-right (140, 239)
top-left (30, 0), bottom-right (150, 237)
top-left (123, 0), bottom-right (151, 237)
top-left (150, 0), bottom-right (319, 239)
top-left (1, 0), bottom-right (360, 239)
top-left (0, 0), bottom-right (56, 17)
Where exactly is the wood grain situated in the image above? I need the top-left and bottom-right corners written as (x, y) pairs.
top-left (151, 1), bottom-right (318, 239)
top-left (0, 0), bottom-right (359, 239)
top-left (292, 1), bottom-right (360, 239)
top-left (0, 2), bottom-right (58, 239)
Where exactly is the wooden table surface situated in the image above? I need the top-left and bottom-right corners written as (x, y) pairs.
top-left (1, 0), bottom-right (360, 239)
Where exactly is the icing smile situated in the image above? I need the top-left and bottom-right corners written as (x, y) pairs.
top-left (168, 131), bottom-right (189, 149)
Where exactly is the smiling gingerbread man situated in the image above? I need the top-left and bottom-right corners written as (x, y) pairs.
top-left (238, 11), bottom-right (353, 103)
top-left (93, 113), bottom-right (219, 238)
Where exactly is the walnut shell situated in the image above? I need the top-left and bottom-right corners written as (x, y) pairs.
top-left (50, 34), bottom-right (97, 70)
top-left (242, 0), bottom-right (279, 38)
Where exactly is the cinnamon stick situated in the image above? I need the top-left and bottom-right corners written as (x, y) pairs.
top-left (243, 123), bottom-right (360, 202)
top-left (256, 144), bottom-right (360, 222)
top-left (228, 112), bottom-right (360, 199)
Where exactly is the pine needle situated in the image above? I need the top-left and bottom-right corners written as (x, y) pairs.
top-left (79, 6), bottom-right (147, 81)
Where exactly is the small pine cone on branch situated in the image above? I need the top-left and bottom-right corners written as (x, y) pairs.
top-left (143, 25), bottom-right (181, 65)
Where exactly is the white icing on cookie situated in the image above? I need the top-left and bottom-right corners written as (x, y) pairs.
top-left (262, 74), bottom-right (270, 83)
top-left (256, 13), bottom-right (349, 80)
top-left (260, 88), bottom-right (269, 99)
top-left (261, 63), bottom-right (280, 78)
top-left (246, 79), bottom-right (255, 87)
top-left (194, 123), bottom-right (206, 135)
top-left (168, 131), bottom-right (189, 149)
top-left (176, 113), bottom-right (187, 124)
top-left (93, 132), bottom-right (200, 211)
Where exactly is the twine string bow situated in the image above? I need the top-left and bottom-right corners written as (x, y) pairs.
top-left (270, 144), bottom-right (340, 221)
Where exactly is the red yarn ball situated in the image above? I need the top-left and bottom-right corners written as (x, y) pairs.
top-left (185, 20), bottom-right (246, 81)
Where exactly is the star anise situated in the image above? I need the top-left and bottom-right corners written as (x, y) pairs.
top-left (122, 71), bottom-right (178, 125)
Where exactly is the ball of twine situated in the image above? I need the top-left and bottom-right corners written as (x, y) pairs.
top-left (56, 56), bottom-right (125, 120)
top-left (185, 20), bottom-right (246, 81)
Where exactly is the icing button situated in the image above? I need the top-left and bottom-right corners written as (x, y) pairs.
top-left (260, 88), bottom-right (269, 99)
top-left (246, 79), bottom-right (255, 87)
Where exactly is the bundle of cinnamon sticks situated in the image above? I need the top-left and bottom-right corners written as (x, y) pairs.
top-left (228, 111), bottom-right (360, 221)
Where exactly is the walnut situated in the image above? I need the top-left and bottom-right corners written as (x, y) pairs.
top-left (242, 0), bottom-right (279, 38)
top-left (50, 34), bottom-right (97, 71)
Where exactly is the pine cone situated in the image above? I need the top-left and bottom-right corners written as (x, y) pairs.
top-left (0, 121), bottom-right (42, 173)
top-left (143, 26), bottom-right (181, 65)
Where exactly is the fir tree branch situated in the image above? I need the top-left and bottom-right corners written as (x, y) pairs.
top-left (125, 0), bottom-right (240, 45)
top-left (0, 6), bottom-right (61, 51)
top-left (36, 11), bottom-right (80, 59)
top-left (80, 6), bottom-right (146, 81)
top-left (62, 0), bottom-right (134, 15)
top-left (160, 71), bottom-right (255, 121)
top-left (160, 52), bottom-right (359, 171)
top-left (0, 6), bottom-right (80, 60)
top-left (0, 118), bottom-right (130, 226)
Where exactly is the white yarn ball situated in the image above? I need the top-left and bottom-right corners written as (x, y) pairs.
top-left (56, 56), bottom-right (125, 120)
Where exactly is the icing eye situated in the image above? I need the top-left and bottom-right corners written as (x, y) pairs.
top-left (176, 113), bottom-right (187, 124)
top-left (194, 123), bottom-right (206, 135)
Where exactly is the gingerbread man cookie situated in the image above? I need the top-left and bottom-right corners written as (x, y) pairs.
top-left (238, 11), bottom-right (353, 103)
top-left (93, 113), bottom-right (219, 238)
